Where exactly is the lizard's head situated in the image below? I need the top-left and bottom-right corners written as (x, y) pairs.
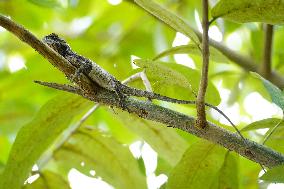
top-left (43, 33), bottom-right (71, 56)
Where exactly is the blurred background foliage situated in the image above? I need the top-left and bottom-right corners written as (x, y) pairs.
top-left (0, 0), bottom-right (284, 189)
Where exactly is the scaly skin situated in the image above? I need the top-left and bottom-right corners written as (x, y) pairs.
top-left (42, 33), bottom-right (244, 139)
top-left (43, 33), bottom-right (193, 103)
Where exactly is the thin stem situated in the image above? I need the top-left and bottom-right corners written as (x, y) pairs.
top-left (122, 71), bottom-right (153, 92)
top-left (208, 17), bottom-right (217, 26)
top-left (196, 0), bottom-right (210, 129)
top-left (261, 24), bottom-right (274, 79)
top-left (263, 113), bottom-right (284, 145)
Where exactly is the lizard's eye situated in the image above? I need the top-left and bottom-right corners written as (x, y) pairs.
top-left (56, 43), bottom-right (69, 56)
top-left (49, 42), bottom-right (69, 56)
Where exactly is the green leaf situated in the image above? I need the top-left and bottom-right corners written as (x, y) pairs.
top-left (0, 136), bottom-right (11, 164)
top-left (252, 73), bottom-right (284, 110)
top-left (239, 157), bottom-right (261, 189)
top-left (134, 59), bottom-right (221, 105)
top-left (211, 152), bottom-right (239, 189)
top-left (242, 118), bottom-right (284, 131)
top-left (56, 129), bottom-right (147, 189)
top-left (23, 170), bottom-right (71, 189)
top-left (166, 140), bottom-right (227, 189)
top-left (90, 108), bottom-right (137, 144)
top-left (53, 149), bottom-right (95, 178)
top-left (260, 165), bottom-right (284, 183)
top-left (153, 44), bottom-right (228, 63)
top-left (263, 124), bottom-right (284, 154)
top-left (0, 94), bottom-right (90, 189)
top-left (27, 0), bottom-right (62, 8)
top-left (0, 162), bottom-right (4, 174)
top-left (114, 110), bottom-right (189, 166)
top-left (134, 0), bottom-right (200, 45)
top-left (211, 0), bottom-right (284, 24)
top-left (156, 157), bottom-right (173, 175)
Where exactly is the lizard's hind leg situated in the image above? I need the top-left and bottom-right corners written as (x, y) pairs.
top-left (114, 85), bottom-right (130, 113)
top-left (70, 62), bottom-right (92, 82)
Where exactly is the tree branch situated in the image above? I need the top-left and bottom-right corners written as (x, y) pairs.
top-left (1, 15), bottom-right (284, 168)
top-left (0, 15), bottom-right (101, 96)
top-left (260, 24), bottom-right (274, 79)
top-left (196, 0), bottom-right (210, 129)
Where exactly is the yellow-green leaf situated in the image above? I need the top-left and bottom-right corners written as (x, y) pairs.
top-left (28, 0), bottom-right (62, 8)
top-left (56, 129), bottom-right (147, 189)
top-left (0, 94), bottom-right (90, 189)
top-left (167, 140), bottom-right (227, 189)
top-left (242, 118), bottom-right (284, 131)
top-left (252, 72), bottom-right (284, 111)
top-left (113, 110), bottom-right (190, 166)
top-left (23, 170), bottom-right (71, 189)
top-left (212, 0), bottom-right (284, 24)
top-left (134, 0), bottom-right (200, 45)
top-left (210, 152), bottom-right (239, 189)
top-left (260, 164), bottom-right (284, 183)
top-left (134, 59), bottom-right (221, 105)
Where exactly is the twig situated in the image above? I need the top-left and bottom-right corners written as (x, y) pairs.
top-left (34, 81), bottom-right (81, 94)
top-left (196, 0), bottom-right (210, 129)
top-left (204, 103), bottom-right (244, 140)
top-left (208, 17), bottom-right (218, 26)
top-left (261, 24), bottom-right (274, 79)
top-left (1, 14), bottom-right (284, 168)
top-left (122, 70), bottom-right (153, 92)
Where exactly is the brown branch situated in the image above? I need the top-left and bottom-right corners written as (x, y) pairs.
top-left (1, 15), bottom-right (284, 168)
top-left (0, 15), bottom-right (98, 97)
top-left (260, 24), bottom-right (274, 79)
top-left (37, 81), bottom-right (284, 168)
top-left (196, 0), bottom-right (210, 129)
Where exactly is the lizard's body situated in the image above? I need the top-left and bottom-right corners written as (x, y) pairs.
top-left (42, 33), bottom-right (244, 139)
top-left (43, 33), bottom-right (197, 104)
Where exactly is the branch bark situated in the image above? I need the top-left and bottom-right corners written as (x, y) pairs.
top-left (0, 15), bottom-right (98, 96)
top-left (1, 15), bottom-right (284, 168)
top-left (196, 0), bottom-right (209, 129)
top-left (260, 24), bottom-right (274, 79)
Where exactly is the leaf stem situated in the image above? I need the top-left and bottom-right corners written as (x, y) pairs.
top-left (263, 113), bottom-right (284, 145)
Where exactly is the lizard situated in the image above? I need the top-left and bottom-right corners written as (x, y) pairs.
top-left (42, 33), bottom-right (244, 138)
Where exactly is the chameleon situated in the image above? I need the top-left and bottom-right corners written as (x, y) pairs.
top-left (42, 33), bottom-right (244, 138)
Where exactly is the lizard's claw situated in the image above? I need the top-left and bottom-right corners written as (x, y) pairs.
top-left (114, 86), bottom-right (130, 113)
top-left (69, 64), bottom-right (89, 83)
top-left (69, 69), bottom-right (81, 83)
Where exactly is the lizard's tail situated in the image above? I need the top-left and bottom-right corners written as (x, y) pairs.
top-left (120, 84), bottom-right (245, 139)
top-left (119, 84), bottom-right (196, 104)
